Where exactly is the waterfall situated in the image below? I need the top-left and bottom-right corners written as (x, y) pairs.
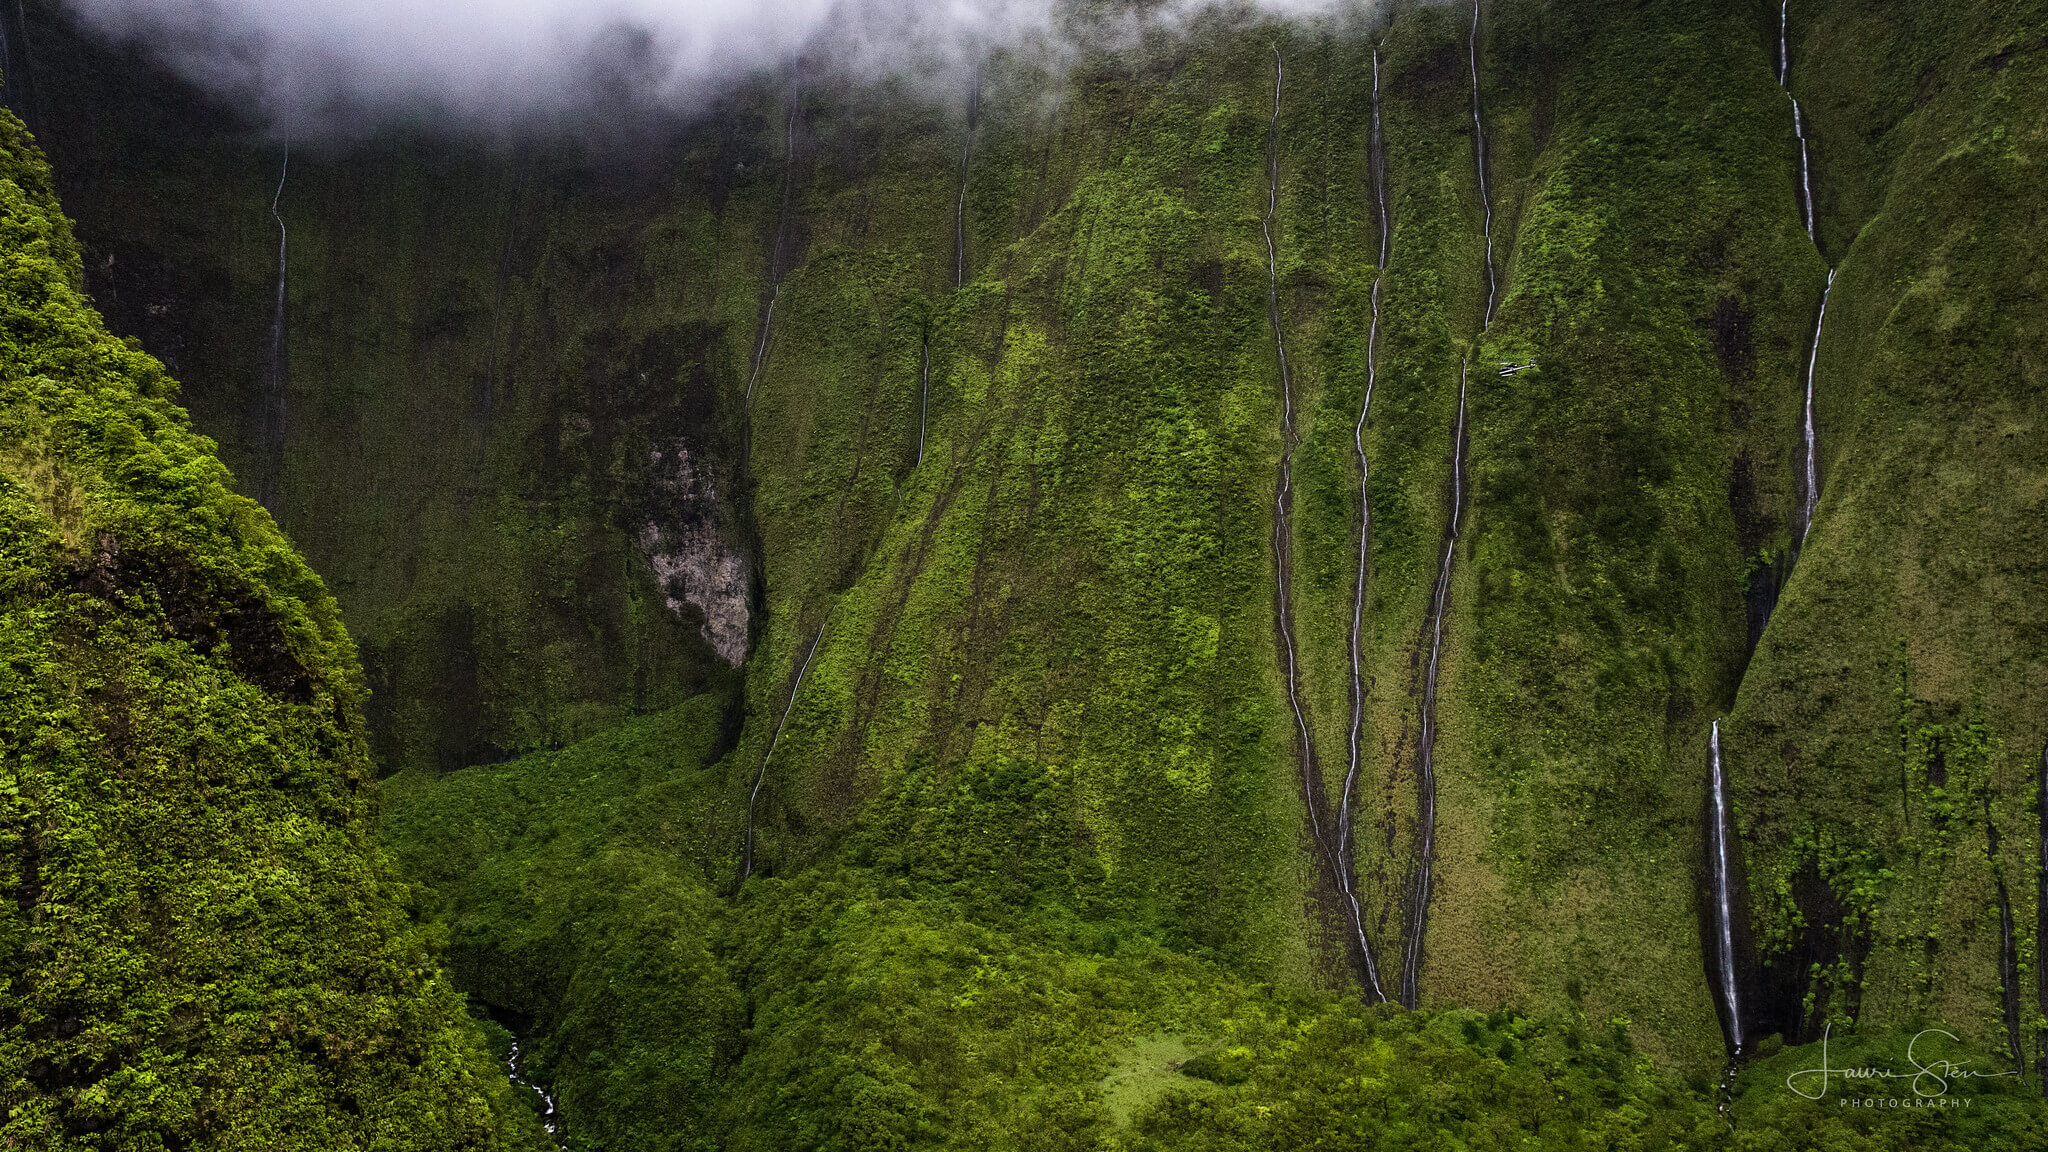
top-left (1401, 0), bottom-right (1495, 1008)
top-left (1797, 269), bottom-right (1834, 544)
top-left (745, 90), bottom-right (800, 405)
top-left (955, 66), bottom-right (980, 288)
top-left (738, 621), bottom-right (828, 886)
top-left (916, 332), bottom-right (930, 467)
top-left (260, 148), bottom-right (290, 512)
top-left (1262, 47), bottom-right (1384, 999)
top-left (1779, 3), bottom-right (1819, 245)
top-left (1403, 360), bottom-right (1469, 1008)
top-left (1263, 46), bottom-right (1324, 864)
top-left (1338, 40), bottom-right (1394, 1007)
top-left (1780, 4), bottom-right (1833, 553)
top-left (1706, 721), bottom-right (1747, 1055)
top-left (505, 1034), bottom-right (565, 1147)
top-left (1469, 0), bottom-right (1499, 327)
top-left (1, 0), bottom-right (39, 132)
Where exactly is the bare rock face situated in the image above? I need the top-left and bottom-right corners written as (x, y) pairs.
top-left (638, 442), bottom-right (749, 666)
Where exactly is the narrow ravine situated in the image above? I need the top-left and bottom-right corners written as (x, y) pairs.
top-left (1402, 0), bottom-right (1493, 1009)
top-left (744, 90), bottom-right (800, 405)
top-left (1705, 721), bottom-right (1747, 1056)
top-left (1337, 38), bottom-right (1394, 1007)
top-left (1984, 805), bottom-right (2025, 1071)
top-left (1403, 359), bottom-right (1469, 1009)
top-left (2036, 741), bottom-right (2048, 1087)
top-left (1704, 5), bottom-right (1840, 1065)
top-left (738, 620), bottom-right (828, 886)
top-left (505, 1034), bottom-right (565, 1148)
top-left (260, 147), bottom-right (290, 512)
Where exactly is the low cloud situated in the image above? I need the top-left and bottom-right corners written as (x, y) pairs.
top-left (58, 0), bottom-right (1373, 136)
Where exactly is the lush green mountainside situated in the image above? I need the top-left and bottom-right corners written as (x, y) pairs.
top-left (4, 0), bottom-right (2046, 1145)
top-left (0, 107), bottom-right (543, 1147)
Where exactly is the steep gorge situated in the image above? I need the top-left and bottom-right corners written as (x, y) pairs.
top-left (3, 0), bottom-right (2046, 1147)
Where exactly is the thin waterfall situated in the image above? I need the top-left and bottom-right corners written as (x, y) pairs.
top-left (1263, 46), bottom-right (1325, 866)
top-left (1706, 721), bottom-right (1747, 1056)
top-left (745, 90), bottom-right (800, 405)
top-left (955, 65), bottom-right (980, 288)
top-left (1403, 360), bottom-right (1468, 1008)
top-left (915, 332), bottom-right (930, 467)
top-left (1779, 2), bottom-right (1818, 245)
top-left (1401, 0), bottom-right (1494, 1010)
top-left (1782, 1), bottom-right (1833, 552)
top-left (260, 147), bottom-right (290, 512)
top-left (1262, 46), bottom-right (1382, 995)
top-left (1, 0), bottom-right (38, 132)
top-left (738, 621), bottom-right (828, 886)
top-left (505, 1034), bottom-right (565, 1147)
top-left (1797, 269), bottom-right (1833, 544)
top-left (1338, 40), bottom-right (1394, 1007)
top-left (1469, 0), bottom-right (1499, 327)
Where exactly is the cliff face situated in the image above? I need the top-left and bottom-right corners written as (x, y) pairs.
top-left (7, 0), bottom-right (2048, 1144)
top-left (0, 106), bottom-right (543, 1148)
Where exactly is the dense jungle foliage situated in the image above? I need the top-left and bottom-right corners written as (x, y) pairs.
top-left (0, 0), bottom-right (2044, 1146)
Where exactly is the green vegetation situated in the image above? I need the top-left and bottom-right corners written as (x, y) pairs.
top-left (386, 704), bottom-right (2048, 1149)
top-left (3, 0), bottom-right (2044, 1143)
top-left (0, 106), bottom-right (540, 1146)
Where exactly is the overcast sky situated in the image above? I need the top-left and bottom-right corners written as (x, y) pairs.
top-left (59, 0), bottom-right (1374, 135)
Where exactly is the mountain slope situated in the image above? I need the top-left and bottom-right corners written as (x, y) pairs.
top-left (8, 0), bottom-right (2048, 1143)
top-left (0, 105), bottom-right (543, 1149)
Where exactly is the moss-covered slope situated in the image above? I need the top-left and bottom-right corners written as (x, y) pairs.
top-left (0, 108), bottom-right (542, 1148)
top-left (1724, 0), bottom-right (2048, 1058)
top-left (10, 0), bottom-right (2048, 1142)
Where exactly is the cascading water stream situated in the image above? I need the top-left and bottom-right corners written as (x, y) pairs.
top-left (955, 66), bottom-right (980, 289)
top-left (1469, 0), bottom-right (1499, 327)
top-left (1779, 2), bottom-right (1818, 246)
top-left (1261, 47), bottom-right (1383, 997)
top-left (1706, 721), bottom-right (1746, 1056)
top-left (1403, 360), bottom-right (1468, 1008)
top-left (1401, 0), bottom-right (1494, 1009)
top-left (0, 0), bottom-right (39, 132)
top-left (916, 332), bottom-right (930, 467)
top-left (1797, 269), bottom-right (1834, 545)
top-left (505, 1034), bottom-right (565, 1147)
top-left (1262, 47), bottom-right (1324, 867)
top-left (1780, 2), bottom-right (1832, 550)
top-left (745, 91), bottom-right (800, 405)
top-left (1337, 40), bottom-right (1394, 1007)
top-left (260, 147), bottom-right (290, 512)
top-left (738, 621), bottom-right (828, 886)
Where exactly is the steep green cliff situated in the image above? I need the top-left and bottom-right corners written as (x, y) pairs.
top-left (7, 0), bottom-right (2047, 1145)
top-left (0, 105), bottom-right (543, 1147)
